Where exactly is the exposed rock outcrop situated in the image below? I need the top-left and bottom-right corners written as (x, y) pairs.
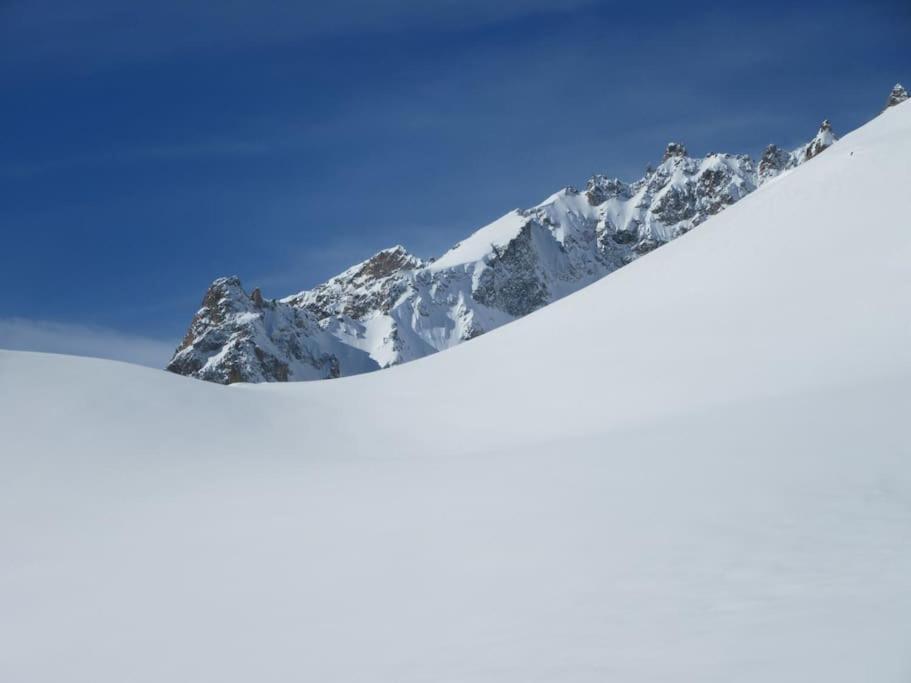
top-left (885, 83), bottom-right (908, 109)
top-left (803, 120), bottom-right (836, 161)
top-left (167, 276), bottom-right (377, 384)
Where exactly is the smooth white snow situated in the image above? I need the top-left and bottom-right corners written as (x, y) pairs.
top-left (1, 102), bottom-right (910, 682)
top-left (429, 210), bottom-right (528, 270)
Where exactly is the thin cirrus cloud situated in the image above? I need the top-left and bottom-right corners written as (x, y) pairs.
top-left (0, 318), bottom-right (176, 368)
top-left (0, 0), bottom-right (604, 67)
top-left (1, 139), bottom-right (277, 179)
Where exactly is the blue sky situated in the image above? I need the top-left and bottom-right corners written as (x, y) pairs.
top-left (1, 0), bottom-right (909, 365)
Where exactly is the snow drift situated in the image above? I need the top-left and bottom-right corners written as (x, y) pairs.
top-left (1, 100), bottom-right (910, 682)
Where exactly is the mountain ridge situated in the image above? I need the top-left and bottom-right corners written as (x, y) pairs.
top-left (168, 88), bottom-right (901, 384)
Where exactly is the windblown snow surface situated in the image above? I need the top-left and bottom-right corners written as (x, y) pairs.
top-left (2, 103), bottom-right (911, 682)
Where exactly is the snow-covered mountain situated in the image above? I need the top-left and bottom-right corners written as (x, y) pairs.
top-left (167, 275), bottom-right (380, 383)
top-left (3, 93), bottom-right (910, 683)
top-left (167, 110), bottom-right (854, 383)
top-left (170, 121), bottom-right (845, 383)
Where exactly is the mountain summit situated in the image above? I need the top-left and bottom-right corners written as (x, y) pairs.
top-left (168, 87), bottom-right (896, 384)
top-left (886, 83), bottom-right (908, 109)
top-left (803, 119), bottom-right (837, 160)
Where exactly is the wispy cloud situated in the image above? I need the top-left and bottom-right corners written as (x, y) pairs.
top-left (0, 318), bottom-right (175, 368)
top-left (0, 0), bottom-right (602, 70)
top-left (1, 139), bottom-right (277, 178)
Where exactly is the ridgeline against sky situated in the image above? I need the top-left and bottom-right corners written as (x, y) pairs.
top-left (1, 0), bottom-right (909, 362)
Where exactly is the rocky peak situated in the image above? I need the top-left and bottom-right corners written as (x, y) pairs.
top-left (758, 144), bottom-right (792, 183)
top-left (662, 142), bottom-right (688, 162)
top-left (195, 276), bottom-right (248, 318)
top-left (348, 245), bottom-right (423, 284)
top-left (585, 175), bottom-right (631, 205)
top-left (885, 83), bottom-right (908, 109)
top-left (205, 275), bottom-right (244, 298)
top-left (167, 274), bottom-right (378, 384)
top-left (804, 120), bottom-right (836, 161)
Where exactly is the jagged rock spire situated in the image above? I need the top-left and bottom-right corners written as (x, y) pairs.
top-left (758, 144), bottom-right (792, 183)
top-left (885, 83), bottom-right (908, 109)
top-left (585, 175), bottom-right (630, 206)
top-left (662, 142), bottom-right (688, 162)
top-left (349, 245), bottom-right (423, 284)
top-left (804, 120), bottom-right (836, 161)
top-left (167, 274), bottom-right (364, 384)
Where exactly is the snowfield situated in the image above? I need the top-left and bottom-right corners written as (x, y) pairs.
top-left (2, 101), bottom-right (910, 682)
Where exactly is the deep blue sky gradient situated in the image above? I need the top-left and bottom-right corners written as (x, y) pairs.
top-left (2, 0), bottom-right (909, 355)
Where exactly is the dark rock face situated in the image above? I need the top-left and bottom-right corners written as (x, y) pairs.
top-left (758, 144), bottom-right (793, 183)
top-left (352, 246), bottom-right (420, 281)
top-left (804, 120), bottom-right (836, 161)
top-left (662, 142), bottom-right (688, 162)
top-left (885, 83), bottom-right (908, 109)
top-left (173, 277), bottom-right (244, 356)
top-left (653, 184), bottom-right (698, 224)
top-left (585, 175), bottom-right (631, 206)
top-left (473, 222), bottom-right (551, 317)
top-left (610, 228), bottom-right (638, 245)
top-left (167, 276), bottom-right (376, 384)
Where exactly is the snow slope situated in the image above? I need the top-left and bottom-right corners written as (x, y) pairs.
top-left (2, 101), bottom-right (911, 682)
